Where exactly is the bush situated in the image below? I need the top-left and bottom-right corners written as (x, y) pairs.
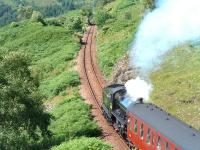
top-left (40, 71), bottom-right (80, 98)
top-left (17, 5), bottom-right (33, 20)
top-left (66, 17), bottom-right (83, 32)
top-left (124, 11), bottom-right (132, 20)
top-left (0, 52), bottom-right (52, 149)
top-left (98, 0), bottom-right (115, 6)
top-left (31, 11), bottom-right (46, 25)
top-left (46, 18), bottom-right (63, 26)
top-left (51, 137), bottom-right (112, 150)
top-left (144, 0), bottom-right (155, 9)
top-left (94, 11), bottom-right (112, 26)
top-left (10, 22), bottom-right (19, 27)
top-left (48, 94), bottom-right (101, 146)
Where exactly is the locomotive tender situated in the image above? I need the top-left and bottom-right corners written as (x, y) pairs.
top-left (102, 84), bottom-right (200, 150)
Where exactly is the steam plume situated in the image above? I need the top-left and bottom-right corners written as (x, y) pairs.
top-left (132, 0), bottom-right (200, 72)
top-left (126, 0), bottom-right (200, 102)
top-left (125, 77), bottom-right (152, 102)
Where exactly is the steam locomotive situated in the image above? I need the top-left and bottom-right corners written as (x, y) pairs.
top-left (102, 84), bottom-right (200, 150)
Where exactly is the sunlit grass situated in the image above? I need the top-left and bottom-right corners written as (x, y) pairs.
top-left (151, 45), bottom-right (200, 130)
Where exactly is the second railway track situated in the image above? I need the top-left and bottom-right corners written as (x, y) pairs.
top-left (78, 26), bottom-right (129, 150)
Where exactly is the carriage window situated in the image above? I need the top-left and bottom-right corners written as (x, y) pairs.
top-left (134, 120), bottom-right (138, 133)
top-left (152, 134), bottom-right (155, 145)
top-left (140, 124), bottom-right (144, 139)
top-left (146, 129), bottom-right (151, 144)
top-left (157, 136), bottom-right (162, 150)
top-left (165, 142), bottom-right (169, 150)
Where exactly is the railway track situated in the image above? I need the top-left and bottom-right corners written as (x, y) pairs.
top-left (83, 26), bottom-right (102, 111)
top-left (78, 26), bottom-right (129, 150)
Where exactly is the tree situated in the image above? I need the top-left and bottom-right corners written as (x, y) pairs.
top-left (31, 11), bottom-right (46, 25)
top-left (144, 0), bottom-right (155, 10)
top-left (81, 7), bottom-right (93, 25)
top-left (17, 5), bottom-right (33, 20)
top-left (94, 10), bottom-right (111, 26)
top-left (66, 17), bottom-right (83, 32)
top-left (0, 52), bottom-right (52, 149)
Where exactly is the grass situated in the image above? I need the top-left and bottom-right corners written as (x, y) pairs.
top-left (40, 71), bottom-right (80, 99)
top-left (51, 137), bottom-right (112, 150)
top-left (150, 45), bottom-right (200, 130)
top-left (96, 0), bottom-right (147, 78)
top-left (47, 91), bottom-right (102, 147)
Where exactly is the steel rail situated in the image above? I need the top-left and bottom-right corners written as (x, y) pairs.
top-left (82, 26), bottom-right (102, 112)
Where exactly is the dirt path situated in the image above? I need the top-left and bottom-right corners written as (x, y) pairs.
top-left (77, 26), bottom-right (129, 150)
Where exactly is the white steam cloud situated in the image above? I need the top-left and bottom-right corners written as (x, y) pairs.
top-left (126, 0), bottom-right (200, 102)
top-left (125, 77), bottom-right (152, 102)
top-left (132, 0), bottom-right (200, 72)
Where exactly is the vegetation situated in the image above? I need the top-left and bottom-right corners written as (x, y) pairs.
top-left (0, 52), bottom-right (51, 149)
top-left (31, 11), bottom-right (46, 25)
top-left (150, 45), bottom-right (200, 130)
top-left (0, 0), bottom-right (93, 26)
top-left (51, 137), bottom-right (112, 150)
top-left (40, 71), bottom-right (80, 99)
top-left (4, 0), bottom-right (199, 149)
top-left (0, 2), bottom-right (17, 26)
top-left (0, 8), bottom-right (110, 149)
top-left (48, 92), bottom-right (101, 147)
top-left (96, 0), bottom-right (148, 78)
top-left (96, 0), bottom-right (200, 131)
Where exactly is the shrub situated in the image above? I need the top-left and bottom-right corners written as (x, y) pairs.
top-left (0, 52), bottom-right (52, 149)
top-left (48, 94), bottom-right (101, 146)
top-left (46, 18), bottom-right (63, 26)
top-left (51, 137), bottom-right (111, 150)
top-left (144, 0), bottom-right (155, 9)
top-left (10, 22), bottom-right (19, 27)
top-left (40, 71), bottom-right (80, 98)
top-left (94, 11), bottom-right (112, 26)
top-left (98, 0), bottom-right (115, 6)
top-left (31, 11), bottom-right (46, 25)
top-left (66, 17), bottom-right (83, 32)
top-left (124, 11), bottom-right (132, 20)
top-left (17, 5), bottom-right (33, 20)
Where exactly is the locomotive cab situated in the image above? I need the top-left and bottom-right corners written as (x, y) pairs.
top-left (102, 84), bottom-right (126, 119)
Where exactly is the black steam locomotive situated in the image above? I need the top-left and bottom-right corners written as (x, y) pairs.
top-left (102, 84), bottom-right (200, 150)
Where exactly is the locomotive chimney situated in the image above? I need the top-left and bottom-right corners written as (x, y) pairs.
top-left (137, 98), bottom-right (144, 104)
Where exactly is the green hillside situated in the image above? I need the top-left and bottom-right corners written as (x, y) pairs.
top-left (96, 0), bottom-right (150, 78)
top-left (0, 9), bottom-right (111, 149)
top-left (151, 45), bottom-right (200, 130)
top-left (2, 0), bottom-right (200, 149)
top-left (0, 0), bottom-right (92, 26)
top-left (96, 0), bottom-right (200, 131)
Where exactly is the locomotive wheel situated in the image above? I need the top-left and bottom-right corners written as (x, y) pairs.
top-left (131, 146), bottom-right (138, 150)
top-left (103, 111), bottom-right (112, 123)
top-left (119, 127), bottom-right (123, 136)
top-left (128, 140), bottom-right (138, 150)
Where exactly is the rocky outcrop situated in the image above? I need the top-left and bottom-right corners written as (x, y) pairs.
top-left (110, 55), bottom-right (136, 85)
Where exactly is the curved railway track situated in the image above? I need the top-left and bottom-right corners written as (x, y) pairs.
top-left (83, 26), bottom-right (103, 110)
top-left (78, 26), bottom-right (129, 150)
